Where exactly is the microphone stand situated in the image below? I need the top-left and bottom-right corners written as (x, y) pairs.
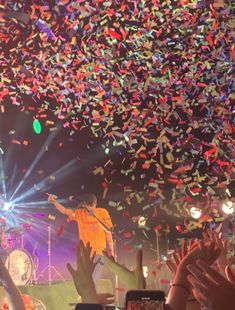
top-left (36, 226), bottom-right (65, 285)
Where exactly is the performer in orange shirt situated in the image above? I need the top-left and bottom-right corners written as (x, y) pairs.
top-left (47, 193), bottom-right (114, 283)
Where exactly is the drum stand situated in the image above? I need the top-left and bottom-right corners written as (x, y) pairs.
top-left (36, 226), bottom-right (65, 285)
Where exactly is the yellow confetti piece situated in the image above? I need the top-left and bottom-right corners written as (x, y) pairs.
top-left (46, 120), bottom-right (55, 125)
top-left (93, 166), bottom-right (104, 175)
top-left (48, 214), bottom-right (56, 221)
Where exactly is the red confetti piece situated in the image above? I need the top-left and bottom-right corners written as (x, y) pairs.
top-left (57, 225), bottom-right (64, 237)
top-left (108, 29), bottom-right (122, 40)
top-left (116, 287), bottom-right (125, 292)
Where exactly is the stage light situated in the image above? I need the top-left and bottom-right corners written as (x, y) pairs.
top-left (0, 198), bottom-right (14, 213)
top-left (222, 201), bottom-right (234, 215)
top-left (33, 119), bottom-right (42, 134)
top-left (3, 202), bottom-right (13, 211)
top-left (190, 207), bottom-right (202, 219)
top-left (138, 216), bottom-right (147, 228)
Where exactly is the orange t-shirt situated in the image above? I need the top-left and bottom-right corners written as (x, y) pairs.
top-left (68, 208), bottom-right (113, 255)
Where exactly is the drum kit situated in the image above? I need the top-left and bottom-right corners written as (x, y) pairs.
top-left (0, 220), bottom-right (65, 287)
top-left (0, 221), bottom-right (36, 286)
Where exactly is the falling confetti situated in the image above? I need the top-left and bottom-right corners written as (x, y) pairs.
top-left (0, 0), bottom-right (234, 249)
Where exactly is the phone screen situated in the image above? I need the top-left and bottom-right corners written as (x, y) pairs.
top-left (126, 300), bottom-right (164, 310)
top-left (126, 291), bottom-right (165, 310)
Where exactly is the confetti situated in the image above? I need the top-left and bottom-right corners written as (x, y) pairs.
top-left (0, 0), bottom-right (233, 254)
top-left (57, 225), bottom-right (64, 237)
top-left (48, 214), bottom-right (56, 221)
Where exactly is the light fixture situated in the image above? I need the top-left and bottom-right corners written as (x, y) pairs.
top-left (222, 201), bottom-right (234, 215)
top-left (190, 207), bottom-right (202, 219)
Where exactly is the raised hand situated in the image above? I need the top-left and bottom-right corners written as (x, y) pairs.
top-left (166, 239), bottom-right (197, 275)
top-left (0, 257), bottom-right (26, 310)
top-left (47, 194), bottom-right (57, 204)
top-left (202, 228), bottom-right (228, 252)
top-left (187, 261), bottom-right (235, 310)
top-left (67, 241), bottom-right (99, 303)
top-left (202, 229), bottom-right (230, 276)
top-left (179, 241), bottom-right (221, 269)
top-left (103, 249), bottom-right (146, 290)
top-left (167, 241), bottom-right (221, 310)
top-left (166, 239), bottom-right (202, 310)
top-left (0, 256), bottom-right (12, 287)
top-left (47, 193), bottom-right (71, 215)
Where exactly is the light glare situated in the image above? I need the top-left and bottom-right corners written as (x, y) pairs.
top-left (222, 201), bottom-right (234, 215)
top-left (190, 207), bottom-right (202, 219)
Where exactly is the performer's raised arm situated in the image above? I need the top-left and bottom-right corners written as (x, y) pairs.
top-left (47, 194), bottom-right (73, 216)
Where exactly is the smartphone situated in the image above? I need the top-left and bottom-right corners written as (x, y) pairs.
top-left (125, 290), bottom-right (165, 310)
top-left (75, 304), bottom-right (103, 310)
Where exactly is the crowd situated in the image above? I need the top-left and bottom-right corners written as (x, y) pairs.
top-left (1, 228), bottom-right (234, 309)
top-left (67, 229), bottom-right (235, 310)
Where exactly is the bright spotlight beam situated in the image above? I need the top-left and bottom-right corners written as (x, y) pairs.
top-left (13, 158), bottom-right (79, 204)
top-left (14, 199), bottom-right (68, 209)
top-left (8, 163), bottom-right (17, 192)
top-left (11, 129), bottom-right (61, 201)
top-left (0, 158), bottom-right (7, 198)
